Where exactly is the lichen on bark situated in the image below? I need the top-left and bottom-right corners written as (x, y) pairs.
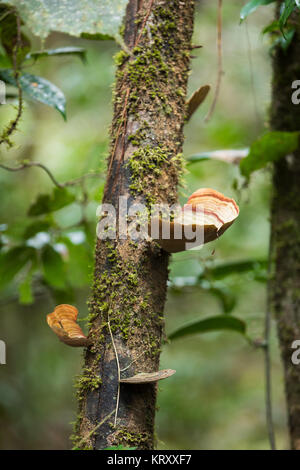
top-left (72, 0), bottom-right (195, 450)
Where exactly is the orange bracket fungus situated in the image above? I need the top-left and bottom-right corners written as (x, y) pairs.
top-left (150, 188), bottom-right (239, 253)
top-left (46, 304), bottom-right (89, 347)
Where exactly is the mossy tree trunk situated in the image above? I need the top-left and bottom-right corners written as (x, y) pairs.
top-left (269, 5), bottom-right (300, 450)
top-left (73, 0), bottom-right (195, 450)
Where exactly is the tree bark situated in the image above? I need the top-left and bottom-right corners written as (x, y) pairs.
top-left (73, 0), bottom-right (195, 450)
top-left (269, 5), bottom-right (300, 450)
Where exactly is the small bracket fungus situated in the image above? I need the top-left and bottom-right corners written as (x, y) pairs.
top-left (150, 188), bottom-right (239, 253)
top-left (120, 369), bottom-right (176, 384)
top-left (47, 304), bottom-right (89, 347)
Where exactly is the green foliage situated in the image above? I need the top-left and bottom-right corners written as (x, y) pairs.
top-left (0, 245), bottom-right (37, 289)
top-left (240, 0), bottom-right (276, 22)
top-left (241, 0), bottom-right (299, 45)
top-left (0, 69), bottom-right (67, 119)
top-left (169, 315), bottom-right (247, 341)
top-left (279, 0), bottom-right (297, 32)
top-left (240, 131), bottom-right (299, 178)
top-left (2, 0), bottom-right (129, 44)
top-left (41, 244), bottom-right (65, 289)
top-left (28, 188), bottom-right (75, 216)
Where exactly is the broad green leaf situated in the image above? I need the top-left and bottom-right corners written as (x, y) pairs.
top-left (59, 236), bottom-right (92, 287)
top-left (28, 187), bottom-right (75, 216)
top-left (3, 0), bottom-right (129, 44)
top-left (0, 69), bottom-right (66, 119)
top-left (26, 47), bottom-right (87, 63)
top-left (23, 220), bottom-right (51, 239)
top-left (170, 277), bottom-right (236, 314)
top-left (169, 315), bottom-right (246, 341)
top-left (0, 54), bottom-right (12, 68)
top-left (41, 244), bottom-right (65, 288)
top-left (279, 0), bottom-right (296, 32)
top-left (207, 259), bottom-right (267, 279)
top-left (240, 131), bottom-right (299, 178)
top-left (205, 283), bottom-right (236, 314)
top-left (18, 265), bottom-right (36, 304)
top-left (0, 245), bottom-right (36, 289)
top-left (240, 0), bottom-right (276, 22)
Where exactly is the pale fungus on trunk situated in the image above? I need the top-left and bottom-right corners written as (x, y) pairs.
top-left (150, 188), bottom-right (239, 253)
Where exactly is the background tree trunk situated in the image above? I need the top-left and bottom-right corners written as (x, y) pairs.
top-left (73, 0), bottom-right (195, 450)
top-left (269, 5), bottom-right (300, 450)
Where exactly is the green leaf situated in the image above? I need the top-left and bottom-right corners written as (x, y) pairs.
top-left (262, 20), bottom-right (280, 35)
top-left (207, 259), bottom-right (268, 279)
top-left (2, 0), bottom-right (129, 45)
top-left (41, 244), bottom-right (65, 289)
top-left (59, 236), bottom-right (92, 287)
top-left (279, 0), bottom-right (296, 32)
top-left (205, 283), bottom-right (236, 314)
top-left (18, 267), bottom-right (35, 304)
top-left (240, 131), bottom-right (299, 178)
top-left (0, 69), bottom-right (66, 119)
top-left (23, 220), bottom-right (51, 239)
top-left (28, 187), bottom-right (75, 216)
top-left (0, 245), bottom-right (36, 289)
top-left (169, 315), bottom-right (247, 341)
top-left (240, 0), bottom-right (276, 22)
top-left (26, 47), bottom-right (87, 64)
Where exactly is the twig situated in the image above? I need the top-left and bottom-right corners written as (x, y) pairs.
top-left (0, 161), bottom-right (101, 189)
top-left (205, 0), bottom-right (223, 123)
top-left (245, 21), bottom-right (261, 131)
top-left (134, 0), bottom-right (154, 47)
top-left (108, 319), bottom-right (121, 428)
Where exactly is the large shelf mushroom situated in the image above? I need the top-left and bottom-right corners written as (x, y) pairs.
top-left (47, 304), bottom-right (89, 347)
top-left (150, 188), bottom-right (239, 253)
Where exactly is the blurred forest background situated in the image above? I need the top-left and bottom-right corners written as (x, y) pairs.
top-left (0, 0), bottom-right (289, 449)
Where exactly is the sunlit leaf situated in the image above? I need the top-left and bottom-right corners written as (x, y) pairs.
top-left (240, 131), bottom-right (299, 178)
top-left (0, 69), bottom-right (66, 119)
top-left (169, 315), bottom-right (247, 341)
top-left (3, 0), bottom-right (129, 44)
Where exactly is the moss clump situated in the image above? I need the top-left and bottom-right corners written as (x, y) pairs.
top-left (112, 428), bottom-right (151, 448)
top-left (75, 367), bottom-right (102, 399)
top-left (114, 50), bottom-right (129, 67)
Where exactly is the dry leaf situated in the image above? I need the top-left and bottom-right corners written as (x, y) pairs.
top-left (46, 304), bottom-right (89, 347)
top-left (186, 85), bottom-right (210, 121)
